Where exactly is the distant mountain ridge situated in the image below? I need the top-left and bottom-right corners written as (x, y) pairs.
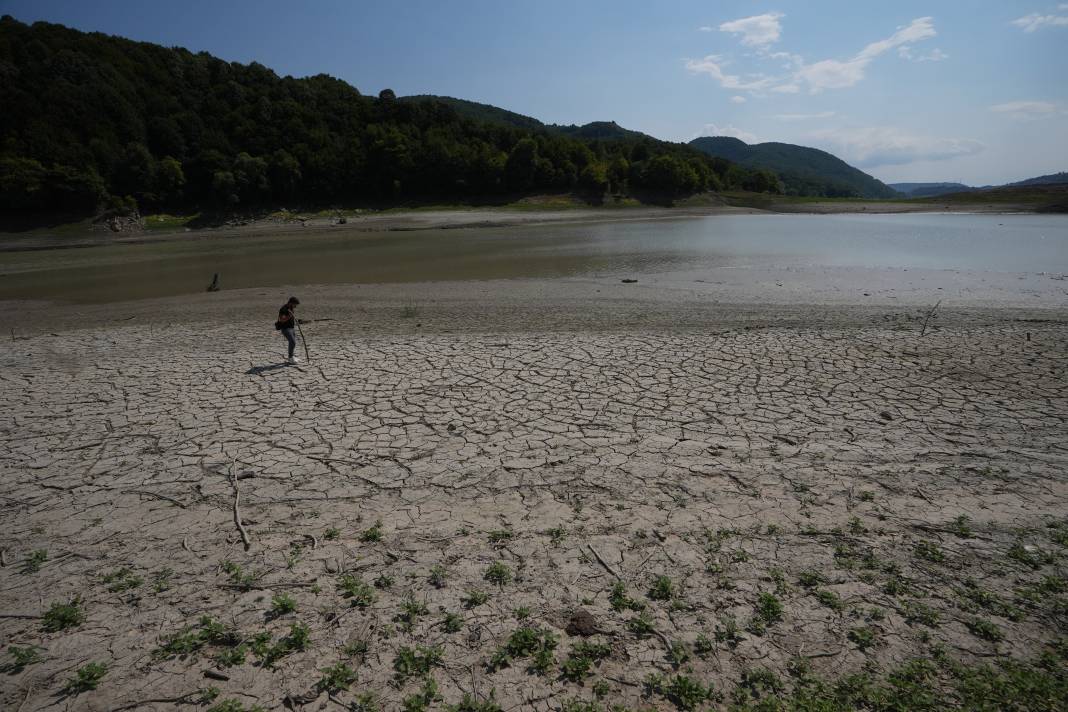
top-left (888, 182), bottom-right (978, 198)
top-left (688, 136), bottom-right (900, 199)
top-left (891, 172), bottom-right (1068, 197)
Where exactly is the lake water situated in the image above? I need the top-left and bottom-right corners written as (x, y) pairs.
top-left (1, 213), bottom-right (1066, 303)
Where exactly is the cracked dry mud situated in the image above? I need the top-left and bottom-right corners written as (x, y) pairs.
top-left (1, 306), bottom-right (1066, 711)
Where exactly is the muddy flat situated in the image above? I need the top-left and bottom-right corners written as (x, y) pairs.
top-left (1, 275), bottom-right (1066, 710)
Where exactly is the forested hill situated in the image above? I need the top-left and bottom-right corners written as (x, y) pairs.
top-left (0, 17), bottom-right (781, 218)
top-left (689, 136), bottom-right (900, 199)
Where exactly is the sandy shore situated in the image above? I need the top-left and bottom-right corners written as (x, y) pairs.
top-left (1, 284), bottom-right (1066, 710)
top-left (0, 197), bottom-right (1041, 252)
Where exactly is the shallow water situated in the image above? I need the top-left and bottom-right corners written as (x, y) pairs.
top-left (1, 213), bottom-right (1065, 303)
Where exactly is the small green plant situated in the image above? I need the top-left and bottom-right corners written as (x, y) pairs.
top-left (338, 574), bottom-right (376, 607)
top-left (442, 612), bottom-right (463, 633)
top-left (268, 593), bottom-right (296, 619)
top-left (221, 561), bottom-right (258, 590)
top-left (514, 606), bottom-right (531, 620)
top-left (903, 601), bottom-right (941, 627)
top-left (42, 598), bottom-right (85, 632)
top-left (627, 613), bottom-right (655, 638)
top-left (213, 645), bottom-right (247, 668)
top-left (4, 645), bottom-right (44, 672)
top-left (255, 622), bottom-right (311, 667)
top-left (561, 640), bottom-right (612, 683)
top-left (488, 626), bottom-right (558, 672)
top-left (966, 617), bottom-right (1003, 642)
top-left (20, 549), bottom-right (48, 574)
top-left (645, 673), bottom-right (714, 711)
top-left (694, 633), bottom-right (715, 659)
top-left (484, 561), bottom-right (512, 586)
top-left (396, 596), bottom-right (429, 630)
top-left (401, 676), bottom-right (440, 712)
top-left (64, 661), bottom-right (107, 694)
top-left (400, 303), bottom-right (420, 319)
top-left (317, 662), bottom-right (357, 693)
top-left (1008, 542), bottom-right (1054, 570)
top-left (429, 565), bottom-right (447, 588)
top-left (798, 570), bottom-right (824, 588)
top-left (752, 593), bottom-right (783, 628)
top-left (914, 540), bottom-right (945, 563)
top-left (648, 575), bottom-right (674, 601)
top-left (151, 567), bottom-right (174, 593)
top-left (951, 515), bottom-right (973, 538)
top-left (360, 520), bottom-right (384, 543)
top-left (462, 590), bottom-right (488, 608)
top-left (393, 645), bottom-right (444, 682)
top-left (858, 490), bottom-right (875, 502)
top-left (666, 640), bottom-right (690, 668)
top-left (324, 527), bottom-right (340, 540)
top-left (609, 582), bottom-right (644, 612)
top-left (849, 626), bottom-right (877, 651)
top-left (155, 616), bottom-right (240, 659)
top-left (373, 574), bottom-right (395, 589)
top-left (351, 692), bottom-right (379, 712)
top-left (815, 589), bottom-right (844, 612)
top-left (715, 615), bottom-right (742, 647)
top-left (849, 517), bottom-right (867, 535)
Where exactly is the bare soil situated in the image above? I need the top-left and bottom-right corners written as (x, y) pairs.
top-left (1, 286), bottom-right (1066, 711)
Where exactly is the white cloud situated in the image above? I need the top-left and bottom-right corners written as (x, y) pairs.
top-left (989, 100), bottom-right (1060, 119)
top-left (899, 46), bottom-right (949, 62)
top-left (730, 95), bottom-right (747, 104)
top-left (688, 17), bottom-right (939, 96)
top-left (796, 17), bottom-right (936, 92)
top-left (684, 55), bottom-right (778, 91)
top-left (698, 26), bottom-right (714, 32)
top-left (696, 123), bottom-right (759, 144)
top-left (1011, 12), bottom-right (1068, 32)
top-left (774, 111), bottom-right (836, 121)
top-left (719, 12), bottom-right (784, 48)
top-left (808, 126), bottom-right (985, 168)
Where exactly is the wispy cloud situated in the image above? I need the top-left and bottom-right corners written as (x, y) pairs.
top-left (899, 46), bottom-right (949, 62)
top-left (730, 95), bottom-right (747, 104)
top-left (695, 123), bottom-right (759, 144)
top-left (796, 17), bottom-right (936, 92)
top-left (989, 100), bottom-right (1062, 119)
top-left (1011, 10), bottom-right (1068, 32)
top-left (773, 111), bottom-right (836, 121)
top-left (686, 17), bottom-right (939, 95)
top-left (808, 126), bottom-right (984, 168)
top-left (684, 55), bottom-right (778, 92)
top-left (718, 12), bottom-right (784, 48)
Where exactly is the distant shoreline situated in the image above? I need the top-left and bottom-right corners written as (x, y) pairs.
top-left (0, 197), bottom-right (1051, 253)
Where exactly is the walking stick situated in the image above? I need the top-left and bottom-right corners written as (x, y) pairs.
top-left (296, 319), bottom-right (311, 362)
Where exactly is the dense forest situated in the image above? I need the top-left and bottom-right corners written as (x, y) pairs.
top-left (0, 17), bottom-right (782, 219)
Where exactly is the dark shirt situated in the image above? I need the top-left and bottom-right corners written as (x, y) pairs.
top-left (278, 304), bottom-right (295, 330)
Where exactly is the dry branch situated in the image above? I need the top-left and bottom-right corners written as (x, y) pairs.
top-left (229, 462), bottom-right (252, 551)
top-left (587, 544), bottom-right (623, 580)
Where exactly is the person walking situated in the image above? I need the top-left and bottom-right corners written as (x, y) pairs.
top-left (276, 296), bottom-right (301, 364)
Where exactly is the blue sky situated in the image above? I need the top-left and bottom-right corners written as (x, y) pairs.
top-left (3, 0), bottom-right (1066, 185)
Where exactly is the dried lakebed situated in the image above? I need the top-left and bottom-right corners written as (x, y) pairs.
top-left (1, 313), bottom-right (1066, 710)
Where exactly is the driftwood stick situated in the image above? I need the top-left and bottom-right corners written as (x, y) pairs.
top-left (920, 299), bottom-right (941, 337)
top-left (587, 544), bottom-right (623, 581)
top-left (229, 462), bottom-right (252, 551)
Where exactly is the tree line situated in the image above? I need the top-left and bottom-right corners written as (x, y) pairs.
top-left (0, 17), bottom-right (782, 218)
